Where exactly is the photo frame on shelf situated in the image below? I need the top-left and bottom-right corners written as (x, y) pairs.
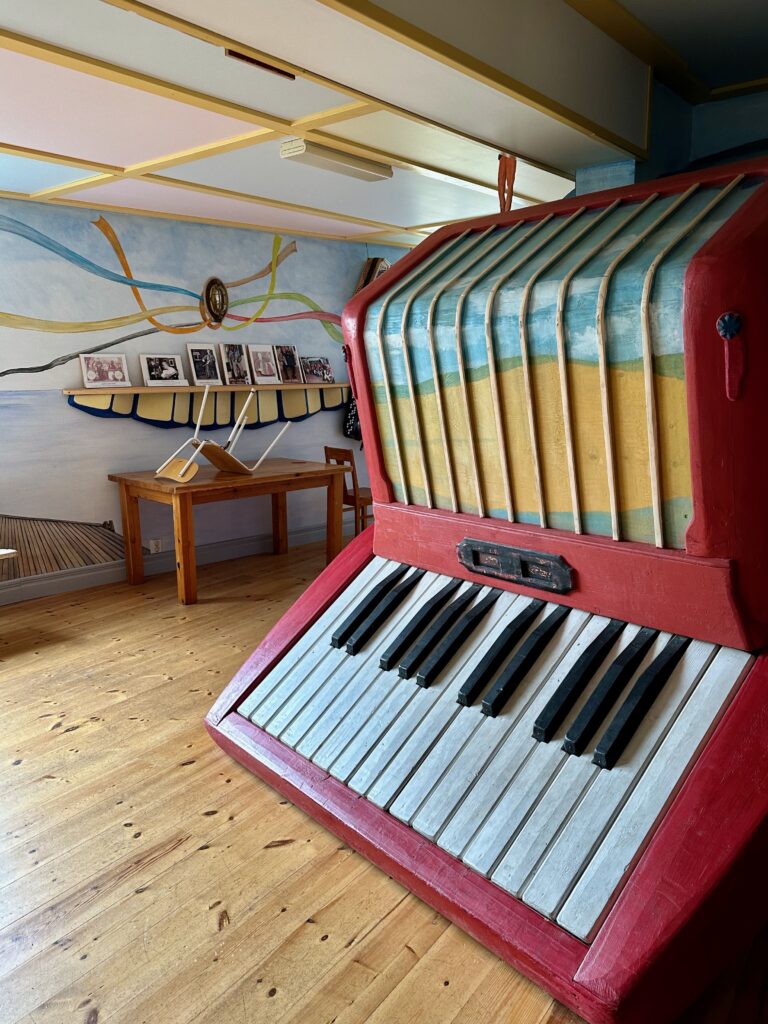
top-left (79, 352), bottom-right (132, 388)
top-left (186, 343), bottom-right (222, 386)
top-left (299, 356), bottom-right (335, 384)
top-left (248, 344), bottom-right (282, 385)
top-left (139, 354), bottom-right (188, 387)
top-left (219, 342), bottom-right (252, 386)
top-left (273, 345), bottom-right (304, 384)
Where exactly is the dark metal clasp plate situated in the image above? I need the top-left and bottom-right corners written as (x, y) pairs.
top-left (457, 538), bottom-right (573, 594)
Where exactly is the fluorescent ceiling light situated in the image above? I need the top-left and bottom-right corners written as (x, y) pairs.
top-left (280, 139), bottom-right (393, 182)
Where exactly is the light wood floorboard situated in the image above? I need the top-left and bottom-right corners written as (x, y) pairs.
top-left (1, 543), bottom-right (764, 1023)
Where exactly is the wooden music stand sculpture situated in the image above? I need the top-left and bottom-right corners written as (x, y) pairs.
top-left (156, 385), bottom-right (291, 481)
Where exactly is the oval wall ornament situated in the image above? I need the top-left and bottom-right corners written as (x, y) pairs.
top-left (201, 277), bottom-right (229, 323)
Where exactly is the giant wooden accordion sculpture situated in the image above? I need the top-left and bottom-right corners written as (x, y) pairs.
top-left (208, 158), bottom-right (768, 1024)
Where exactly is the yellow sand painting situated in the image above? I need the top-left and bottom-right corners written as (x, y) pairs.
top-left (373, 362), bottom-right (691, 545)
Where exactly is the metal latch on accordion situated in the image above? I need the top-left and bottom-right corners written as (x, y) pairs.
top-left (457, 539), bottom-right (573, 594)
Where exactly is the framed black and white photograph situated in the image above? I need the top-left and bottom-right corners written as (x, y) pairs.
top-left (219, 342), bottom-right (252, 386)
top-left (248, 344), bottom-right (281, 385)
top-left (139, 354), bottom-right (188, 387)
top-left (273, 344), bottom-right (303, 384)
top-left (186, 343), bottom-right (222, 385)
top-left (299, 356), bottom-right (335, 384)
top-left (79, 352), bottom-right (132, 388)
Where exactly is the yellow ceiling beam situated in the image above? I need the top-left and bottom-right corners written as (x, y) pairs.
top-left (115, 106), bottom-right (379, 178)
top-left (29, 173), bottom-right (118, 200)
top-left (0, 28), bottom-right (296, 132)
top-left (144, 174), bottom-right (406, 232)
top-left (355, 227), bottom-right (428, 237)
top-left (316, 0), bottom-right (647, 159)
top-left (121, 129), bottom-right (281, 176)
top-left (291, 100), bottom-right (381, 130)
top-left (24, 103), bottom-right (382, 190)
top-left (0, 189), bottom-right (404, 244)
top-left (0, 141), bottom-right (122, 175)
top-left (709, 75), bottom-right (768, 100)
top-left (563, 0), bottom-right (708, 103)
top-left (27, 130), bottom-right (284, 197)
top-left (99, 0), bottom-right (572, 181)
top-left (22, 162), bottom-right (410, 234)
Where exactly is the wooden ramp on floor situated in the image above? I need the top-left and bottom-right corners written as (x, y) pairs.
top-left (0, 513), bottom-right (125, 580)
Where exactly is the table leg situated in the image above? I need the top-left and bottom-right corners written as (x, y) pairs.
top-left (271, 492), bottom-right (288, 555)
top-left (118, 484), bottom-right (144, 584)
top-left (172, 493), bottom-right (197, 605)
top-left (326, 473), bottom-right (343, 565)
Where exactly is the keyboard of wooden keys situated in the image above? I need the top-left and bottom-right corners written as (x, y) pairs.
top-left (237, 557), bottom-right (753, 942)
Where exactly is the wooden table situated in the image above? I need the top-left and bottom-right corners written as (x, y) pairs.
top-left (109, 459), bottom-right (347, 605)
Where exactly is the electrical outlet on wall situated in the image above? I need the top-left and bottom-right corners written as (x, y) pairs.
top-left (148, 538), bottom-right (163, 554)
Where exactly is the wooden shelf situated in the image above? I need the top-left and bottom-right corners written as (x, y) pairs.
top-left (63, 382), bottom-right (348, 396)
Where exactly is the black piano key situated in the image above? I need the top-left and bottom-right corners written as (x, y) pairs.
top-left (482, 604), bottom-right (571, 718)
top-left (346, 569), bottom-right (426, 655)
top-left (562, 626), bottom-right (658, 756)
top-left (331, 563), bottom-right (410, 649)
top-left (456, 599), bottom-right (545, 707)
top-left (378, 577), bottom-right (462, 671)
top-left (532, 618), bottom-right (627, 743)
top-left (592, 633), bottom-right (692, 770)
top-left (416, 589), bottom-right (500, 688)
top-left (397, 584), bottom-right (483, 679)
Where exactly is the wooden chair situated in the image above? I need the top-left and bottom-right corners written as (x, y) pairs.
top-left (324, 446), bottom-right (373, 535)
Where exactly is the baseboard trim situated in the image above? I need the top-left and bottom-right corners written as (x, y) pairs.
top-left (0, 524), bottom-right (345, 606)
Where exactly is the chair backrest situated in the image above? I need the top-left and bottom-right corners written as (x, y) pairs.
top-left (324, 446), bottom-right (359, 506)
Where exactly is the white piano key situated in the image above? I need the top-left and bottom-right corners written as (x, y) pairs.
top-left (239, 556), bottom-right (390, 722)
top-left (265, 568), bottom-right (433, 744)
top-left (518, 637), bottom-right (716, 928)
top-left (440, 611), bottom-right (599, 873)
top-left (471, 629), bottom-right (672, 883)
top-left (361, 591), bottom-right (522, 808)
top-left (394, 600), bottom-right (585, 832)
top-left (344, 589), bottom-right (518, 804)
top-left (311, 658), bottom-right (414, 772)
top-left (462, 622), bottom-right (671, 880)
top-left (323, 579), bottom-right (484, 783)
top-left (433, 608), bottom-right (591, 858)
top-left (387, 594), bottom-right (535, 824)
top-left (289, 573), bottom-right (445, 756)
top-left (250, 562), bottom-right (404, 731)
top-left (485, 623), bottom-right (643, 893)
top-left (555, 645), bottom-right (753, 941)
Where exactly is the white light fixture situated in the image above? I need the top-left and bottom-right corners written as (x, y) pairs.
top-left (279, 138), bottom-right (393, 182)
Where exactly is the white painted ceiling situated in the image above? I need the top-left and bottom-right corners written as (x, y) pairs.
top-left (1, 0), bottom-right (662, 245)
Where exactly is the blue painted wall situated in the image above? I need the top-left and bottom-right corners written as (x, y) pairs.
top-left (576, 82), bottom-right (768, 192)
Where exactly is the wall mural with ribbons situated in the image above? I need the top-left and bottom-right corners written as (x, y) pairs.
top-left (0, 197), bottom-right (399, 587)
top-left (0, 207), bottom-right (354, 430)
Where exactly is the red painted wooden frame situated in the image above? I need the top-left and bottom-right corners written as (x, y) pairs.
top-left (207, 533), bottom-right (768, 1024)
top-left (342, 157), bottom-right (768, 651)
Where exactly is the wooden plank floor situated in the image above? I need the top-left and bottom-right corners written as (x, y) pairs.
top-left (1, 543), bottom-right (765, 1024)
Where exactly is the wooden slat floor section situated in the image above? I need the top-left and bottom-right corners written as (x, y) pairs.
top-left (1, 543), bottom-right (765, 1024)
top-left (0, 515), bottom-right (125, 581)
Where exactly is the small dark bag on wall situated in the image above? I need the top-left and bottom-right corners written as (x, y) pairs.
top-left (342, 394), bottom-right (363, 444)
